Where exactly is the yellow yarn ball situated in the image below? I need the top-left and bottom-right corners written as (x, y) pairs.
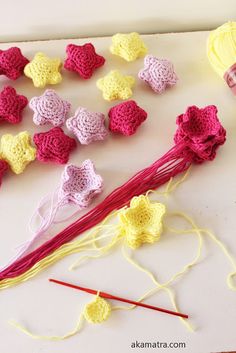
top-left (207, 21), bottom-right (236, 91)
top-left (83, 295), bottom-right (111, 324)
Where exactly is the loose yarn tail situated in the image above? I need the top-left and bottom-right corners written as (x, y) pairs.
top-left (0, 143), bottom-right (192, 283)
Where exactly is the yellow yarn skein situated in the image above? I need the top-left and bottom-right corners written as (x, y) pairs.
top-left (207, 21), bottom-right (236, 93)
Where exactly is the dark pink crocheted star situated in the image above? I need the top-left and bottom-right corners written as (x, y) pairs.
top-left (0, 47), bottom-right (29, 80)
top-left (108, 100), bottom-right (147, 136)
top-left (33, 127), bottom-right (77, 164)
top-left (174, 105), bottom-right (226, 163)
top-left (64, 43), bottom-right (105, 79)
top-left (0, 86), bottom-right (28, 124)
top-left (0, 160), bottom-right (8, 187)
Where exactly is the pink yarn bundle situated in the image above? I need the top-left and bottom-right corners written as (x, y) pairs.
top-left (0, 160), bottom-right (8, 186)
top-left (0, 105), bottom-right (226, 282)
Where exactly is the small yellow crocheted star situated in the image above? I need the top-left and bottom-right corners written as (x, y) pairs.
top-left (119, 195), bottom-right (166, 249)
top-left (83, 295), bottom-right (111, 324)
top-left (110, 32), bottom-right (147, 62)
top-left (96, 70), bottom-right (135, 101)
top-left (24, 52), bottom-right (62, 88)
top-left (0, 131), bottom-right (36, 174)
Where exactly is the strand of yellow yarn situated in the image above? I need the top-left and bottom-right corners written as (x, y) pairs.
top-left (9, 292), bottom-right (111, 340)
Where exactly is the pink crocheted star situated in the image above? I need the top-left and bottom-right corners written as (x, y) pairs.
top-left (0, 47), bottom-right (29, 80)
top-left (0, 160), bottom-right (8, 187)
top-left (174, 105), bottom-right (226, 163)
top-left (108, 100), bottom-right (147, 136)
top-left (0, 86), bottom-right (28, 124)
top-left (29, 89), bottom-right (71, 127)
top-left (138, 55), bottom-right (178, 93)
top-left (33, 127), bottom-right (76, 164)
top-left (66, 107), bottom-right (108, 144)
top-left (58, 160), bottom-right (103, 206)
top-left (64, 43), bottom-right (105, 79)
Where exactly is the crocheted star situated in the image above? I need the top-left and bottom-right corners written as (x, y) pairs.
top-left (0, 160), bottom-right (8, 186)
top-left (110, 32), bottom-right (147, 62)
top-left (0, 47), bottom-right (29, 80)
top-left (58, 159), bottom-right (103, 206)
top-left (83, 295), bottom-right (111, 324)
top-left (33, 127), bottom-right (76, 164)
top-left (108, 100), bottom-right (147, 136)
top-left (29, 89), bottom-right (71, 127)
top-left (138, 55), bottom-right (178, 93)
top-left (66, 107), bottom-right (108, 144)
top-left (64, 43), bottom-right (105, 79)
top-left (97, 70), bottom-right (135, 101)
top-left (119, 195), bottom-right (166, 249)
top-left (174, 105), bottom-right (226, 163)
top-left (0, 131), bottom-right (36, 174)
top-left (24, 52), bottom-right (62, 88)
top-left (0, 86), bottom-right (28, 124)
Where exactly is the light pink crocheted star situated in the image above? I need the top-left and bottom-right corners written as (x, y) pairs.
top-left (29, 89), bottom-right (71, 127)
top-left (58, 160), bottom-right (103, 206)
top-left (138, 55), bottom-right (178, 93)
top-left (66, 107), bottom-right (108, 145)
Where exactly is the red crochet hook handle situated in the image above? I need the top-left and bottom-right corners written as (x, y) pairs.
top-left (49, 278), bottom-right (188, 319)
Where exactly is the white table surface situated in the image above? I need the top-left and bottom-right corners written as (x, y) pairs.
top-left (0, 32), bottom-right (236, 353)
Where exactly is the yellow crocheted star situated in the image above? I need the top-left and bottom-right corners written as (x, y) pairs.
top-left (119, 195), bottom-right (166, 249)
top-left (24, 52), bottom-right (62, 88)
top-left (0, 131), bottom-right (36, 174)
top-left (96, 70), bottom-right (135, 101)
top-left (110, 32), bottom-right (147, 62)
top-left (83, 295), bottom-right (111, 324)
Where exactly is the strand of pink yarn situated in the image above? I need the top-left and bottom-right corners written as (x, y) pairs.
top-left (0, 143), bottom-right (192, 280)
top-left (0, 105), bottom-right (226, 282)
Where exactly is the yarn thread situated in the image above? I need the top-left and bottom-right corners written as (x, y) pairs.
top-left (0, 105), bottom-right (226, 284)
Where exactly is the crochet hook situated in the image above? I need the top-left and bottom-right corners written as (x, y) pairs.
top-left (49, 278), bottom-right (188, 319)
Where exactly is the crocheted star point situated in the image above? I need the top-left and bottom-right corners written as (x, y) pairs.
top-left (108, 100), bottom-right (147, 136)
top-left (0, 47), bottom-right (29, 80)
top-left (24, 53), bottom-right (62, 88)
top-left (30, 89), bottom-right (71, 127)
top-left (66, 107), bottom-right (108, 144)
top-left (97, 70), bottom-right (135, 101)
top-left (34, 127), bottom-right (76, 164)
top-left (0, 86), bottom-right (28, 124)
top-left (139, 55), bottom-right (178, 93)
top-left (174, 105), bottom-right (226, 163)
top-left (64, 43), bottom-right (105, 79)
top-left (58, 159), bottom-right (103, 206)
top-left (119, 195), bottom-right (166, 249)
top-left (0, 131), bottom-right (36, 174)
top-left (83, 295), bottom-right (111, 324)
top-left (110, 32), bottom-right (147, 62)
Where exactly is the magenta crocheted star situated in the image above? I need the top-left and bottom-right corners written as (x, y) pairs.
top-left (66, 107), bottom-right (108, 144)
top-left (0, 86), bottom-right (28, 124)
top-left (64, 43), bottom-right (105, 79)
top-left (29, 89), bottom-right (71, 127)
top-left (0, 47), bottom-right (29, 80)
top-left (0, 160), bottom-right (8, 187)
top-left (33, 127), bottom-right (76, 164)
top-left (174, 105), bottom-right (226, 163)
top-left (138, 55), bottom-right (178, 93)
top-left (58, 160), bottom-right (103, 206)
top-left (108, 100), bottom-right (147, 136)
